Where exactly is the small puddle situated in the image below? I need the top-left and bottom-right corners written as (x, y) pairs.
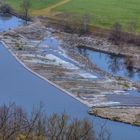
top-left (76, 47), bottom-right (140, 82)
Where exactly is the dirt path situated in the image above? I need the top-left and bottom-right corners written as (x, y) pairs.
top-left (32, 0), bottom-right (71, 16)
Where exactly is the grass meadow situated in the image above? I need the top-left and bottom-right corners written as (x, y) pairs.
top-left (6, 0), bottom-right (140, 31)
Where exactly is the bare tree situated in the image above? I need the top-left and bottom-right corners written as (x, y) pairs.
top-left (128, 20), bottom-right (137, 33)
top-left (0, 103), bottom-right (97, 140)
top-left (82, 13), bottom-right (90, 34)
top-left (0, 103), bottom-right (113, 140)
top-left (20, 0), bottom-right (31, 22)
top-left (109, 22), bottom-right (123, 45)
top-left (97, 121), bottom-right (111, 140)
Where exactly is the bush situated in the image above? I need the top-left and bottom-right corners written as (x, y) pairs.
top-left (15, 42), bottom-right (23, 50)
top-left (0, 3), bottom-right (12, 14)
top-left (109, 22), bottom-right (140, 46)
top-left (112, 116), bottom-right (120, 121)
top-left (109, 22), bottom-right (123, 45)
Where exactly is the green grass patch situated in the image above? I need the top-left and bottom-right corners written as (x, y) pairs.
top-left (6, 0), bottom-right (62, 11)
top-left (54, 0), bottom-right (140, 31)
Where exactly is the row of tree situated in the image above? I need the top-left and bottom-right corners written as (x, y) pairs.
top-left (109, 22), bottom-right (140, 46)
top-left (0, 103), bottom-right (111, 140)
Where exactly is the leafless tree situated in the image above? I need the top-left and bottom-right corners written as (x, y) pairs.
top-left (128, 20), bottom-right (137, 33)
top-left (97, 121), bottom-right (111, 140)
top-left (109, 22), bottom-right (123, 45)
top-left (20, 0), bottom-right (31, 22)
top-left (0, 103), bottom-right (98, 140)
top-left (82, 13), bottom-right (90, 34)
top-left (45, 113), bottom-right (95, 140)
top-left (0, 103), bottom-right (113, 140)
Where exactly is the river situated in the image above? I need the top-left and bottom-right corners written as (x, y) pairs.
top-left (0, 14), bottom-right (140, 140)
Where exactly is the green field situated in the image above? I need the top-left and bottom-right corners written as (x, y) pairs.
top-left (6, 0), bottom-right (61, 11)
top-left (6, 0), bottom-right (140, 31)
top-left (54, 0), bottom-right (140, 31)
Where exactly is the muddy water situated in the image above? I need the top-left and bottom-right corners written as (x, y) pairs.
top-left (0, 15), bottom-right (140, 140)
top-left (76, 47), bottom-right (140, 82)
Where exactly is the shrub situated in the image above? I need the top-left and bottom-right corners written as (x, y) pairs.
top-left (109, 22), bottom-right (140, 46)
top-left (112, 116), bottom-right (120, 121)
top-left (0, 3), bottom-right (12, 14)
top-left (109, 22), bottom-right (123, 45)
top-left (15, 42), bottom-right (23, 50)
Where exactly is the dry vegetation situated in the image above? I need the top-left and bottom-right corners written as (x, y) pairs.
top-left (0, 103), bottom-right (96, 140)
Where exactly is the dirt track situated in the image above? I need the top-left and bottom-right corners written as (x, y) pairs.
top-left (32, 0), bottom-right (70, 16)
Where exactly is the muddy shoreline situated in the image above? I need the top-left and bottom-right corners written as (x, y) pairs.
top-left (89, 106), bottom-right (140, 126)
top-left (1, 19), bottom-right (140, 126)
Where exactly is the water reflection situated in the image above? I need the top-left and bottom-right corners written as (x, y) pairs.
top-left (77, 47), bottom-right (140, 82)
top-left (108, 55), bottom-right (124, 74)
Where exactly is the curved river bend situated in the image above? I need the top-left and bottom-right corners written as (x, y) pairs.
top-left (0, 14), bottom-right (140, 140)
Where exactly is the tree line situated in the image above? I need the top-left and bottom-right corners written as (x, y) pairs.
top-left (0, 103), bottom-right (111, 140)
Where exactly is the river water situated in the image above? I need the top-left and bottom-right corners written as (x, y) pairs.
top-left (0, 14), bottom-right (24, 31)
top-left (0, 14), bottom-right (140, 140)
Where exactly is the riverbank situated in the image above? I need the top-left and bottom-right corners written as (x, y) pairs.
top-left (59, 31), bottom-right (140, 70)
top-left (1, 18), bottom-right (140, 126)
top-left (89, 106), bottom-right (140, 126)
top-left (39, 16), bottom-right (140, 71)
